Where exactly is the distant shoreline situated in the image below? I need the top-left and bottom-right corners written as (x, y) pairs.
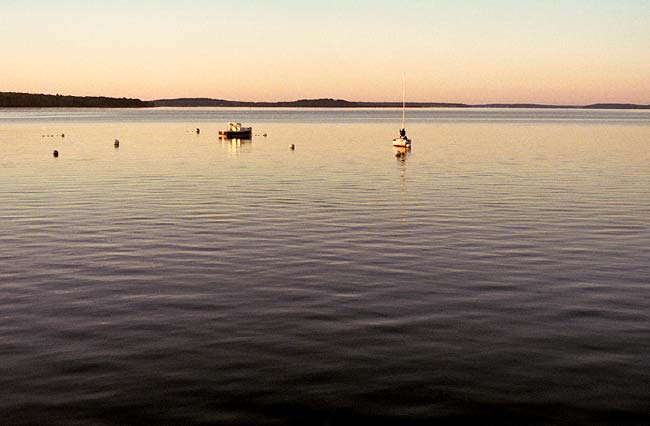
top-left (2, 92), bottom-right (649, 110)
top-left (153, 98), bottom-right (650, 110)
top-left (0, 92), bottom-right (152, 108)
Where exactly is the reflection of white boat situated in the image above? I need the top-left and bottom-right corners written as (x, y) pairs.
top-left (225, 138), bottom-right (249, 146)
top-left (219, 122), bottom-right (252, 139)
top-left (222, 137), bottom-right (252, 154)
top-left (394, 146), bottom-right (409, 157)
top-left (392, 76), bottom-right (412, 148)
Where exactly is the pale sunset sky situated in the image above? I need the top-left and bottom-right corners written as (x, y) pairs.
top-left (1, 0), bottom-right (648, 104)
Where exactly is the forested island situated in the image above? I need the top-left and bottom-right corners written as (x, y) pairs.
top-left (2, 92), bottom-right (649, 109)
top-left (154, 97), bottom-right (650, 109)
top-left (0, 92), bottom-right (153, 108)
top-left (152, 98), bottom-right (468, 108)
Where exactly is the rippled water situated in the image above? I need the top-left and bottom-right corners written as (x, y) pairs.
top-left (1, 108), bottom-right (649, 425)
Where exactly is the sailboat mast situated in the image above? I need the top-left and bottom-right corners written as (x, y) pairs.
top-left (402, 74), bottom-right (406, 129)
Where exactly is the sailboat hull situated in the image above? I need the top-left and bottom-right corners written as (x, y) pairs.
top-left (392, 75), bottom-right (412, 148)
top-left (392, 137), bottom-right (412, 147)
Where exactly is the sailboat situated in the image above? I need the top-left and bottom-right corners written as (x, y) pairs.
top-left (392, 75), bottom-right (412, 148)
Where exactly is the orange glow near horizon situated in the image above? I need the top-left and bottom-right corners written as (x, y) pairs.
top-left (1, 1), bottom-right (648, 105)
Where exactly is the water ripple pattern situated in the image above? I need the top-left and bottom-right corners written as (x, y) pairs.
top-left (1, 109), bottom-right (649, 425)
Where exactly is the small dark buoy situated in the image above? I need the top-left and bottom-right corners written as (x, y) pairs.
top-left (61, 133), bottom-right (65, 138)
top-left (53, 150), bottom-right (59, 158)
top-left (196, 128), bottom-right (200, 134)
top-left (263, 133), bottom-right (267, 137)
top-left (289, 144), bottom-right (295, 150)
top-left (114, 139), bottom-right (120, 148)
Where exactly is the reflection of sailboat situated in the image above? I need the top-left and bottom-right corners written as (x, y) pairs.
top-left (396, 146), bottom-right (408, 205)
top-left (392, 75), bottom-right (412, 148)
top-left (394, 146), bottom-right (409, 157)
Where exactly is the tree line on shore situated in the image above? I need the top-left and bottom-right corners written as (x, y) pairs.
top-left (0, 92), bottom-right (153, 108)
top-left (2, 91), bottom-right (648, 109)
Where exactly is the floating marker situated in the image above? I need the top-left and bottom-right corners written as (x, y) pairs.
top-left (263, 133), bottom-right (267, 137)
top-left (53, 150), bottom-right (59, 158)
top-left (289, 144), bottom-right (295, 150)
top-left (61, 133), bottom-right (65, 138)
top-left (196, 128), bottom-right (200, 134)
top-left (114, 139), bottom-right (120, 148)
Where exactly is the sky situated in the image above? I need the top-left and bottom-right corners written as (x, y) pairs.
top-left (1, 0), bottom-right (649, 104)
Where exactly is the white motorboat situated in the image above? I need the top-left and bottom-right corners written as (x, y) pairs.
top-left (219, 122), bottom-right (252, 139)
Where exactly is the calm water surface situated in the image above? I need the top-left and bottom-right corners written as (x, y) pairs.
top-left (1, 108), bottom-right (649, 425)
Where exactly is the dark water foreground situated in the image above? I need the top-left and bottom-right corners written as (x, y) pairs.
top-left (1, 108), bottom-right (649, 425)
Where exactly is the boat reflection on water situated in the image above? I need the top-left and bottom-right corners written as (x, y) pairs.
top-left (394, 146), bottom-right (410, 157)
top-left (394, 146), bottom-right (410, 203)
top-left (221, 137), bottom-right (252, 154)
top-left (394, 145), bottom-right (411, 163)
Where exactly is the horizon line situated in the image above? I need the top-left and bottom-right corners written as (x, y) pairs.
top-left (2, 91), bottom-right (650, 109)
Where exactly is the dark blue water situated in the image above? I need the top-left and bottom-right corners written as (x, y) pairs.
top-left (1, 108), bottom-right (649, 425)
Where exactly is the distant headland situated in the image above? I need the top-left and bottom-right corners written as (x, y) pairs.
top-left (153, 98), bottom-right (650, 110)
top-left (2, 92), bottom-right (649, 110)
top-left (0, 92), bottom-right (153, 108)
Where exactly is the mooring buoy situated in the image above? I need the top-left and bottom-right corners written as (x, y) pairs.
top-left (289, 144), bottom-right (295, 150)
top-left (114, 139), bottom-right (120, 148)
top-left (53, 150), bottom-right (59, 158)
top-left (196, 128), bottom-right (200, 134)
